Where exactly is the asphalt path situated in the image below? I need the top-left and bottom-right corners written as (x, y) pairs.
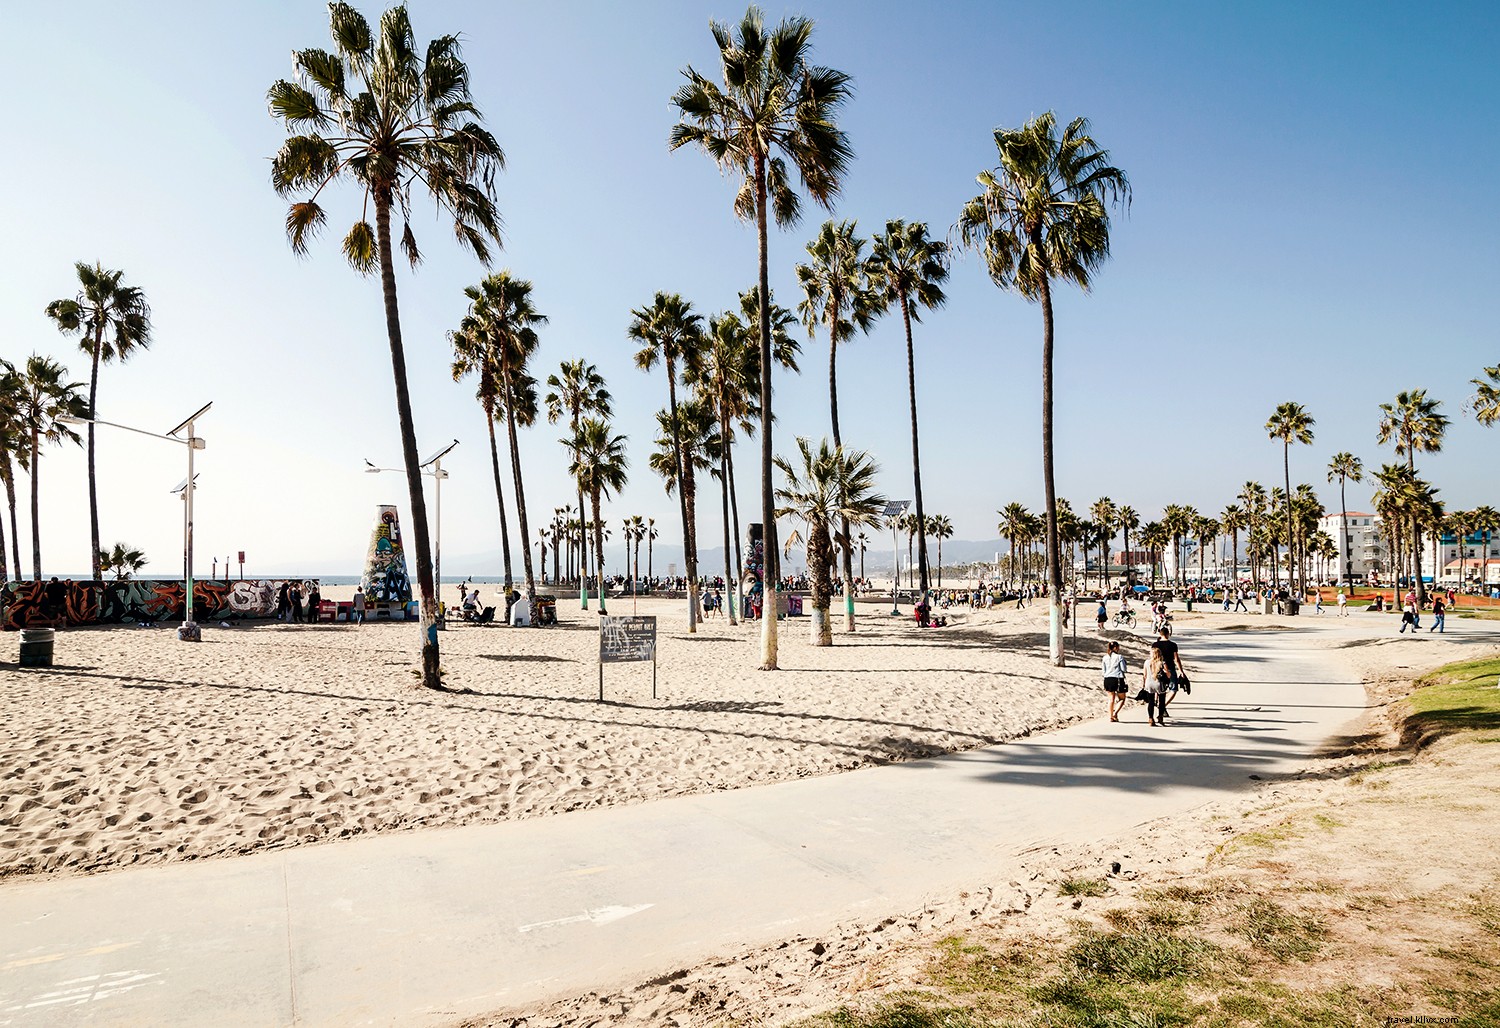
top-left (3, 614), bottom-right (1495, 1026)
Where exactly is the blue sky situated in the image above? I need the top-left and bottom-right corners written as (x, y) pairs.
top-left (3, 1), bottom-right (1496, 576)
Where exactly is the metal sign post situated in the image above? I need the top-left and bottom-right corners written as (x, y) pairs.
top-left (598, 615), bottom-right (658, 702)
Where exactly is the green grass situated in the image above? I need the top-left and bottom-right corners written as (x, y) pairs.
top-left (1408, 656), bottom-right (1500, 738)
top-left (1228, 899), bottom-right (1326, 962)
top-left (1058, 877), bottom-right (1110, 898)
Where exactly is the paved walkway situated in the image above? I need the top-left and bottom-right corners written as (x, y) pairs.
top-left (2, 617), bottom-right (1490, 1026)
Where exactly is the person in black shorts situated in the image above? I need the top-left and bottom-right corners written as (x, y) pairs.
top-left (1102, 640), bottom-right (1128, 721)
top-left (1149, 624), bottom-right (1189, 722)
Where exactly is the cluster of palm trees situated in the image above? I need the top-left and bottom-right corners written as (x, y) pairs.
top-left (0, 262), bottom-right (153, 587)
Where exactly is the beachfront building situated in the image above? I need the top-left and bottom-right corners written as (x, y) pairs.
top-left (1319, 511), bottom-right (1387, 583)
top-left (1426, 529), bottom-right (1500, 589)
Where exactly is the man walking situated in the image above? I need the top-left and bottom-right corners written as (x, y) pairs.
top-left (1429, 596), bottom-right (1446, 634)
top-left (1337, 589), bottom-right (1348, 616)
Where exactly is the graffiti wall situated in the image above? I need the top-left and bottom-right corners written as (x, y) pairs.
top-left (1, 579), bottom-right (320, 630)
top-left (361, 504), bottom-right (412, 604)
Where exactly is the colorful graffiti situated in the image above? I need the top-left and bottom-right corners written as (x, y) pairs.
top-left (1, 579), bottom-right (320, 630)
top-left (361, 505), bottom-right (412, 604)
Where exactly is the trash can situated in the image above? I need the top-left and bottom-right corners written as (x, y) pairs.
top-left (1262, 597), bottom-right (1275, 615)
top-left (1185, 597), bottom-right (1194, 612)
top-left (1286, 598), bottom-right (1300, 616)
top-left (20, 627), bottom-right (56, 667)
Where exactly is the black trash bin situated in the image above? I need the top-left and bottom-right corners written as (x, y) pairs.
top-left (19, 627), bottom-right (55, 667)
top-left (1286, 598), bottom-right (1300, 616)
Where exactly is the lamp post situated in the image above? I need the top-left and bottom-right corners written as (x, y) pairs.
top-left (365, 440), bottom-right (458, 608)
top-left (60, 402), bottom-right (212, 640)
top-left (882, 500), bottom-right (910, 616)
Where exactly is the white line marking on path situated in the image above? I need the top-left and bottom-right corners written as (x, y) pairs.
top-left (516, 904), bottom-right (654, 933)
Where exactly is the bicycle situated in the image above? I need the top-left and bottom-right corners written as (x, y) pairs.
top-left (1112, 609), bottom-right (1137, 629)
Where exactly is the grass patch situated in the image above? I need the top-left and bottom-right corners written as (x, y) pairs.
top-left (1058, 876), bottom-right (1110, 897)
top-left (1408, 656), bottom-right (1500, 739)
top-left (808, 999), bottom-right (979, 1028)
top-left (1229, 898), bottom-right (1326, 962)
top-left (1065, 926), bottom-right (1225, 980)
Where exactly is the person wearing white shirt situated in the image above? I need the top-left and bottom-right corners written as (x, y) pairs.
top-left (1102, 641), bottom-right (1128, 722)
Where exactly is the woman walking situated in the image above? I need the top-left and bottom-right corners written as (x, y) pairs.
top-left (1102, 641), bottom-right (1128, 722)
top-left (1148, 624), bottom-right (1189, 724)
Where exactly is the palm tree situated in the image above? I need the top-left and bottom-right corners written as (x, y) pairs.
top-left (15, 356), bottom-right (88, 579)
top-left (929, 514), bottom-right (953, 588)
top-left (688, 312), bottom-right (754, 625)
top-left (671, 6), bottom-right (853, 670)
top-left (1194, 515), bottom-right (1219, 587)
top-left (45, 262), bottom-right (153, 581)
top-left (797, 220), bottom-right (875, 631)
top-left (568, 417), bottom-right (628, 616)
top-left (1116, 504), bottom-right (1139, 588)
top-left (0, 362), bottom-right (24, 582)
top-left (1377, 389), bottom-right (1449, 604)
top-left (1470, 505), bottom-right (1498, 596)
top-left (1089, 497), bottom-right (1117, 593)
top-left (1471, 364), bottom-right (1499, 426)
top-left (957, 113), bottom-right (1129, 667)
top-left (1139, 521), bottom-right (1167, 592)
top-left (1162, 504), bottom-right (1197, 590)
top-left (268, 4), bottom-right (504, 688)
top-left (450, 305), bottom-right (514, 593)
top-left (624, 515), bottom-right (646, 594)
top-left (647, 518), bottom-right (659, 589)
top-left (865, 219), bottom-right (949, 596)
top-left (98, 542), bottom-right (148, 581)
top-left (1238, 482), bottom-right (1268, 588)
top-left (545, 360), bottom-right (612, 608)
top-left (649, 397), bottom-right (717, 626)
top-left (1220, 504), bottom-right (1245, 588)
top-left (1265, 402), bottom-right (1315, 592)
top-left (631, 292), bottom-right (707, 632)
top-left (999, 502), bottom-right (1030, 588)
top-left (774, 437), bottom-right (885, 645)
top-left (1325, 452), bottom-right (1363, 591)
top-left (454, 272), bottom-right (545, 604)
top-left (856, 530), bottom-right (869, 581)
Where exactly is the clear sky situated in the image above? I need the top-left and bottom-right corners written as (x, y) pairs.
top-left (3, 1), bottom-right (1496, 577)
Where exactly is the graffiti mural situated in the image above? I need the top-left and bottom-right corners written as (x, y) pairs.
top-left (2, 579), bottom-right (319, 630)
top-left (361, 505), bottom-right (412, 604)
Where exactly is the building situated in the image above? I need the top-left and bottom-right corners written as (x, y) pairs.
top-left (1319, 511), bottom-right (1387, 582)
top-left (1430, 530), bottom-right (1500, 589)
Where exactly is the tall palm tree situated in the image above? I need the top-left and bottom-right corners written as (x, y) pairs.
top-left (999, 502), bottom-right (1030, 588)
top-left (1116, 504), bottom-right (1139, 588)
top-left (1162, 504), bottom-right (1197, 590)
top-left (451, 304), bottom-right (514, 592)
top-left (1140, 521), bottom-right (1168, 591)
top-left (624, 515), bottom-right (646, 593)
top-left (1089, 497), bottom-right (1117, 593)
top-left (44, 262), bottom-right (153, 582)
top-left (774, 437), bottom-right (885, 645)
top-left (1220, 504), bottom-right (1245, 588)
top-left (15, 356), bottom-right (88, 579)
top-left (649, 397), bottom-right (717, 626)
top-left (268, 4), bottom-right (504, 688)
top-left (1194, 515), bottom-right (1219, 587)
top-left (1377, 390), bottom-right (1449, 604)
top-left (647, 518), bottom-right (659, 588)
top-left (856, 530), bottom-right (869, 581)
top-left (1470, 505), bottom-right (1498, 596)
top-left (796, 219), bottom-right (875, 631)
top-left (1265, 402), bottom-right (1315, 592)
top-left (0, 362), bottom-right (24, 582)
top-left (631, 292), bottom-right (708, 631)
top-left (865, 219), bottom-right (949, 597)
top-left (454, 272), bottom-right (545, 604)
top-left (929, 514), bottom-right (953, 588)
top-left (568, 417), bottom-right (628, 616)
top-left (545, 360), bottom-right (612, 608)
top-left (957, 112), bottom-right (1129, 667)
top-left (1326, 452), bottom-right (1363, 591)
top-left (671, 6), bottom-right (853, 669)
top-left (1238, 482), bottom-right (1268, 588)
top-left (686, 313), bottom-right (755, 625)
top-left (1471, 364), bottom-right (1499, 426)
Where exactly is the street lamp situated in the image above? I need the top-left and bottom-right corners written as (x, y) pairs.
top-left (364, 440), bottom-right (458, 604)
top-left (59, 402), bottom-right (212, 641)
top-left (882, 500), bottom-right (910, 616)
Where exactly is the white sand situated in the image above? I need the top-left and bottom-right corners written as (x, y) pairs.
top-left (0, 596), bottom-right (1123, 879)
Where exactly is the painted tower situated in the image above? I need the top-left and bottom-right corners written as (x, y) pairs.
top-left (361, 505), bottom-right (412, 604)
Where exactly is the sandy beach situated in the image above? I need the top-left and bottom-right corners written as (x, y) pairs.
top-left (0, 595), bottom-right (1121, 879)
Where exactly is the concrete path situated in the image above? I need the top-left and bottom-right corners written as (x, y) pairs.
top-left (1, 617), bottom-right (1490, 1026)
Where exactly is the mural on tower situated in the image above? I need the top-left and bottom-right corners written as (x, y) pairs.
top-left (361, 504), bottom-right (412, 604)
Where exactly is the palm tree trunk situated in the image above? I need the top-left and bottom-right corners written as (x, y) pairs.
top-left (573, 409), bottom-right (588, 608)
top-left (485, 405), bottom-right (513, 591)
top-left (900, 293), bottom-right (930, 596)
top-left (754, 152), bottom-right (778, 669)
top-left (373, 194), bottom-right (440, 690)
top-left (827, 319), bottom-right (856, 632)
top-left (1036, 272), bottom-right (1064, 665)
top-left (501, 369), bottom-right (536, 605)
top-left (592, 489), bottom-right (607, 615)
top-left (683, 458), bottom-right (702, 630)
top-left (4, 464), bottom-right (18, 581)
top-left (719, 415), bottom-right (738, 626)
top-left (664, 359), bottom-right (698, 632)
top-left (728, 444), bottom-right (743, 581)
top-left (30, 429), bottom-right (42, 580)
top-left (553, 524), bottom-right (560, 586)
top-left (87, 326), bottom-right (103, 581)
top-left (810, 520), bottom-right (832, 645)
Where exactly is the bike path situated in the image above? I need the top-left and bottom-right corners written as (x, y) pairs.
top-left (1, 620), bottom-right (1438, 1026)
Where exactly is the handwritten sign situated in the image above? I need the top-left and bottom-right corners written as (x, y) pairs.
top-left (600, 615), bottom-right (656, 662)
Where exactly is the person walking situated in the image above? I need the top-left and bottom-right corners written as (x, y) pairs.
top-left (1095, 600), bottom-right (1108, 632)
top-left (1233, 587), bottom-right (1248, 612)
top-left (289, 581), bottom-right (304, 623)
top-left (1429, 596), bottom-right (1446, 634)
top-left (275, 581), bottom-right (291, 622)
top-left (1102, 641), bottom-right (1128, 722)
top-left (1399, 601), bottom-right (1417, 633)
top-left (1337, 589), bottom-right (1348, 616)
top-left (306, 582), bottom-right (322, 624)
top-left (1148, 624), bottom-right (1189, 722)
top-left (352, 585), bottom-right (367, 625)
top-left (1314, 591), bottom-right (1324, 615)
